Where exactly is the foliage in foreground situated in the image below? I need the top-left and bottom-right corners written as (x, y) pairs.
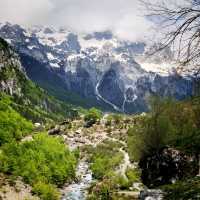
top-left (0, 94), bottom-right (33, 146)
top-left (86, 139), bottom-right (141, 200)
top-left (32, 182), bottom-right (60, 200)
top-left (161, 177), bottom-right (200, 200)
top-left (87, 169), bottom-right (141, 200)
top-left (127, 97), bottom-right (200, 162)
top-left (0, 133), bottom-right (78, 200)
top-left (125, 96), bottom-right (200, 195)
top-left (86, 140), bottom-right (123, 179)
top-left (86, 140), bottom-right (123, 199)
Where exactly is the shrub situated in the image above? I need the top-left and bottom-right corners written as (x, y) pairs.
top-left (127, 125), bottom-right (145, 162)
top-left (161, 177), bottom-right (200, 200)
top-left (111, 114), bottom-right (123, 124)
top-left (0, 133), bottom-right (77, 186)
top-left (105, 115), bottom-right (113, 126)
top-left (125, 167), bottom-right (141, 184)
top-left (112, 175), bottom-right (129, 190)
top-left (84, 108), bottom-right (102, 126)
top-left (0, 94), bottom-right (33, 145)
top-left (90, 153), bottom-right (123, 179)
top-left (0, 133), bottom-right (78, 200)
top-left (87, 179), bottom-right (115, 200)
top-left (88, 140), bottom-right (123, 180)
top-left (127, 97), bottom-right (200, 162)
top-left (32, 182), bottom-right (60, 200)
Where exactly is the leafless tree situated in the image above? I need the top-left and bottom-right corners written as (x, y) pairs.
top-left (140, 0), bottom-right (200, 175)
top-left (140, 0), bottom-right (200, 76)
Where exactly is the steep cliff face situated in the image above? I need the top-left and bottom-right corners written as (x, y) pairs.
top-left (123, 74), bottom-right (194, 113)
top-left (0, 23), bottom-right (195, 113)
top-left (0, 38), bottom-right (77, 122)
top-left (0, 38), bottom-right (24, 96)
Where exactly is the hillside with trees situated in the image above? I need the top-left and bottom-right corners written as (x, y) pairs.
top-left (0, 13), bottom-right (200, 199)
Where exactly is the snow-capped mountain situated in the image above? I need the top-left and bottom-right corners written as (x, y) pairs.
top-left (0, 22), bottom-right (194, 113)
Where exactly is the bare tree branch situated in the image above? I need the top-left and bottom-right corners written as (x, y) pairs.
top-left (140, 0), bottom-right (200, 76)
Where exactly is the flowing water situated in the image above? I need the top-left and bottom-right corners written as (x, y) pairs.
top-left (61, 160), bottom-right (93, 200)
top-left (61, 123), bottom-right (163, 200)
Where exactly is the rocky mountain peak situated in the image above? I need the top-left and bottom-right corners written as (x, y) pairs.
top-left (0, 23), bottom-right (195, 113)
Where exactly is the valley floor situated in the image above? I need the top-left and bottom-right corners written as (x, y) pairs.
top-left (1, 108), bottom-right (200, 200)
top-left (56, 115), bottom-right (144, 199)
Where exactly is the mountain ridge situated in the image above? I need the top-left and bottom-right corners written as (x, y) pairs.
top-left (0, 37), bottom-right (78, 122)
top-left (0, 22), bottom-right (195, 113)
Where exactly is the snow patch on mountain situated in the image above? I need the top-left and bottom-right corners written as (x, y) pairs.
top-left (0, 23), bottom-right (194, 113)
top-left (28, 45), bottom-right (37, 50)
top-left (138, 62), bottom-right (176, 76)
top-left (50, 62), bottom-right (60, 68)
top-left (28, 26), bottom-right (71, 47)
top-left (47, 52), bottom-right (56, 61)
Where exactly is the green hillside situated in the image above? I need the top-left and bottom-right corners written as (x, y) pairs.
top-left (0, 38), bottom-right (78, 123)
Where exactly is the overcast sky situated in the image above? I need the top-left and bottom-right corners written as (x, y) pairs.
top-left (0, 0), bottom-right (192, 42)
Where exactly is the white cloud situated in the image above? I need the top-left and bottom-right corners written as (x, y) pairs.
top-left (0, 0), bottom-right (191, 42)
top-left (0, 0), bottom-right (53, 25)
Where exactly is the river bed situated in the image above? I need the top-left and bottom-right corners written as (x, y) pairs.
top-left (61, 160), bottom-right (93, 200)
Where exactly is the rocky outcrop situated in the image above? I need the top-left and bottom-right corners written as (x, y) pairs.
top-left (48, 125), bottom-right (62, 135)
top-left (98, 65), bottom-right (125, 108)
top-left (139, 147), bottom-right (198, 187)
top-left (0, 38), bottom-right (25, 96)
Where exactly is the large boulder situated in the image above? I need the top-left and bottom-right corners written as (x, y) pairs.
top-left (139, 147), bottom-right (198, 187)
top-left (48, 125), bottom-right (61, 135)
